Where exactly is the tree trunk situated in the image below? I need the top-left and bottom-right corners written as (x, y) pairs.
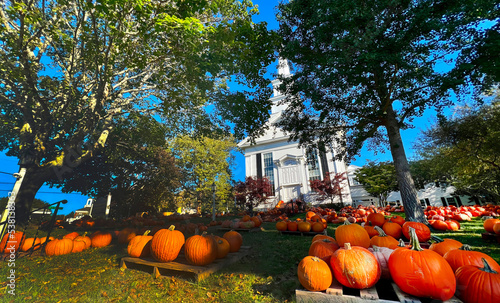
top-left (14, 167), bottom-right (50, 225)
top-left (385, 105), bottom-right (428, 223)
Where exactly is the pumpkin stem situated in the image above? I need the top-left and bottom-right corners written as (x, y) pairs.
top-left (397, 239), bottom-right (406, 247)
top-left (374, 226), bottom-right (388, 237)
top-left (431, 235), bottom-right (444, 243)
top-left (143, 230), bottom-right (151, 236)
top-left (344, 243), bottom-right (352, 250)
top-left (408, 227), bottom-right (424, 251)
top-left (479, 258), bottom-right (498, 274)
top-left (168, 225), bottom-right (176, 231)
top-left (343, 220), bottom-right (351, 225)
top-left (371, 245), bottom-right (380, 252)
top-left (459, 244), bottom-right (472, 251)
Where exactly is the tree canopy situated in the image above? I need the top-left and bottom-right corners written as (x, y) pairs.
top-left (414, 97), bottom-right (500, 203)
top-left (354, 162), bottom-right (399, 206)
top-left (0, 0), bottom-right (277, 223)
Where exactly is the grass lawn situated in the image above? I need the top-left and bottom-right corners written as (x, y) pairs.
top-left (0, 214), bottom-right (498, 302)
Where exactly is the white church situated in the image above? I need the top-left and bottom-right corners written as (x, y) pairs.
top-left (237, 60), bottom-right (353, 208)
top-left (237, 59), bottom-right (476, 209)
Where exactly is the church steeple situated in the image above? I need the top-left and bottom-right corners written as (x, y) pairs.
top-left (271, 58), bottom-right (291, 114)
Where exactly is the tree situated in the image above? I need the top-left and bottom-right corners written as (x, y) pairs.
top-left (234, 176), bottom-right (272, 215)
top-left (0, 0), bottom-right (276, 223)
top-left (415, 98), bottom-right (500, 203)
top-left (254, 0), bottom-right (497, 223)
top-left (309, 172), bottom-right (347, 206)
top-left (354, 162), bottom-right (399, 206)
top-left (169, 134), bottom-right (236, 214)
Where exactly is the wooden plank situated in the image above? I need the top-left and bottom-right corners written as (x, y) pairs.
top-left (121, 246), bottom-right (251, 281)
top-left (391, 283), bottom-right (421, 303)
top-left (216, 227), bottom-right (262, 232)
top-left (359, 287), bottom-right (378, 300)
top-left (481, 232), bottom-right (499, 241)
top-left (325, 278), bottom-right (343, 295)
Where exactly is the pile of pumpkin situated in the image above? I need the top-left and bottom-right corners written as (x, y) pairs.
top-left (484, 217), bottom-right (500, 236)
top-left (220, 215), bottom-right (262, 230)
top-left (298, 213), bottom-right (500, 303)
top-left (275, 211), bottom-right (329, 233)
top-left (126, 226), bottom-right (243, 266)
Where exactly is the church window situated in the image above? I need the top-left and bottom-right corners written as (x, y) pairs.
top-left (263, 153), bottom-right (275, 190)
top-left (307, 149), bottom-right (321, 181)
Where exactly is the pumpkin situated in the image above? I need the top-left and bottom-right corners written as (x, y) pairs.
top-left (311, 234), bottom-right (336, 244)
top-left (74, 232), bottom-right (91, 249)
top-left (443, 244), bottom-right (500, 273)
top-left (250, 216), bottom-right (262, 227)
top-left (401, 221), bottom-right (431, 242)
top-left (71, 238), bottom-right (87, 253)
top-left (455, 258), bottom-right (500, 303)
top-left (150, 225), bottom-right (185, 262)
top-left (127, 230), bottom-right (153, 258)
top-left (382, 221), bottom-right (402, 239)
top-left (275, 221), bottom-right (287, 231)
top-left (19, 237), bottom-right (40, 252)
top-left (431, 220), bottom-right (450, 231)
top-left (428, 235), bottom-right (462, 256)
top-left (368, 246), bottom-right (394, 280)
top-left (214, 236), bottom-right (230, 259)
top-left (363, 224), bottom-right (379, 238)
top-left (0, 231), bottom-right (24, 253)
top-left (311, 221), bottom-right (324, 233)
top-left (90, 231), bottom-right (113, 248)
top-left (335, 221), bottom-right (370, 248)
top-left (63, 232), bottom-right (80, 240)
top-left (297, 256), bottom-right (333, 291)
top-left (241, 215), bottom-right (251, 222)
top-left (223, 230), bottom-right (243, 253)
top-left (370, 226), bottom-right (399, 249)
top-left (388, 227), bottom-right (456, 301)
top-left (367, 212), bottom-right (385, 227)
top-left (493, 221), bottom-right (500, 235)
top-left (184, 232), bottom-right (217, 266)
top-left (330, 243), bottom-right (381, 289)
top-left (298, 221), bottom-right (312, 232)
top-left (445, 219), bottom-right (460, 231)
top-left (45, 238), bottom-right (74, 256)
top-left (118, 228), bottom-right (137, 244)
top-left (308, 239), bottom-right (339, 259)
top-left (287, 221), bottom-right (298, 231)
top-left (389, 215), bottom-right (405, 226)
top-left (484, 218), bottom-right (500, 233)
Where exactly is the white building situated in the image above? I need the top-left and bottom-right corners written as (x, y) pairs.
top-left (238, 60), bottom-right (352, 208)
top-left (346, 164), bottom-right (477, 207)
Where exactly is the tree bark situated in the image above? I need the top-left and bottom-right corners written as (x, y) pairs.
top-left (13, 167), bottom-right (50, 225)
top-left (385, 105), bottom-right (428, 223)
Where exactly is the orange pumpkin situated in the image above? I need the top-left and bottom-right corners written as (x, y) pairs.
top-left (309, 239), bottom-right (339, 259)
top-left (150, 225), bottom-right (185, 262)
top-left (443, 245), bottom-right (500, 273)
top-left (312, 234), bottom-right (336, 243)
top-left (63, 232), bottom-right (80, 240)
top-left (223, 230), bottom-right (243, 253)
top-left (311, 221), bottom-right (324, 233)
top-left (484, 218), bottom-right (500, 233)
top-left (184, 232), bottom-right (217, 266)
top-left (74, 232), bottom-right (91, 249)
top-left (455, 258), bottom-right (500, 303)
top-left (298, 221), bottom-right (312, 232)
top-left (389, 215), bottom-right (405, 226)
top-left (335, 221), bottom-right (370, 248)
top-left (367, 212), bottom-right (385, 227)
top-left (297, 256), bottom-right (332, 291)
top-left (71, 238), bottom-right (87, 253)
top-left (287, 221), bottom-right (298, 231)
top-left (214, 236), bottom-right (230, 259)
top-left (127, 230), bottom-right (153, 258)
top-left (330, 243), bottom-right (381, 289)
top-left (45, 238), bottom-right (74, 256)
top-left (118, 228), bottom-right (137, 244)
top-left (0, 231), bottom-right (24, 253)
top-left (388, 227), bottom-right (456, 301)
top-left (401, 221), bottom-right (431, 242)
top-left (370, 226), bottom-right (399, 249)
top-left (363, 224), bottom-right (379, 238)
top-left (382, 221), bottom-right (402, 239)
top-left (275, 221), bottom-right (287, 231)
top-left (90, 231), bottom-right (113, 248)
top-left (428, 235), bottom-right (462, 256)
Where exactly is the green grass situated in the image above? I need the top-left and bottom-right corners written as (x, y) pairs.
top-left (0, 215), bottom-right (498, 302)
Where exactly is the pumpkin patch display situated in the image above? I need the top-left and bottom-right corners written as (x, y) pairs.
top-left (297, 256), bottom-right (333, 292)
top-left (223, 230), bottom-right (243, 253)
top-left (330, 243), bottom-right (381, 289)
top-left (388, 227), bottom-right (456, 301)
top-left (150, 225), bottom-right (185, 262)
top-left (455, 258), bottom-right (500, 303)
top-left (184, 232), bottom-right (217, 266)
top-left (335, 221), bottom-right (370, 248)
top-left (127, 230), bottom-right (153, 258)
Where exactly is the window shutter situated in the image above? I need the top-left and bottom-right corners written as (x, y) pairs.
top-left (256, 153), bottom-right (262, 179)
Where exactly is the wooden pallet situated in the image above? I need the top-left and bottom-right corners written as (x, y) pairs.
top-left (280, 230), bottom-right (327, 236)
top-left (296, 278), bottom-right (462, 303)
top-left (120, 246), bottom-right (251, 281)
top-left (216, 227), bottom-right (262, 232)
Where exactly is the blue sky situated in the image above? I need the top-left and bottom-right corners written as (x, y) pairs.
top-left (0, 0), bottom-right (461, 214)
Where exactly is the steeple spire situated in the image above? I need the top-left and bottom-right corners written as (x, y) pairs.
top-left (278, 58), bottom-right (291, 78)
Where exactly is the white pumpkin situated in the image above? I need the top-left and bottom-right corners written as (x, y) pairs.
top-left (368, 246), bottom-right (394, 280)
